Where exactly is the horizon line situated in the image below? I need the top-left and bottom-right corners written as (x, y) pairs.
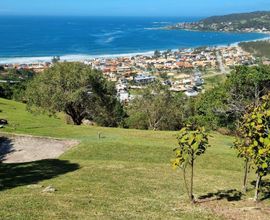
top-left (0, 9), bottom-right (268, 18)
top-left (0, 14), bottom-right (205, 18)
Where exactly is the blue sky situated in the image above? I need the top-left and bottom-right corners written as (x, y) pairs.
top-left (1, 0), bottom-right (270, 17)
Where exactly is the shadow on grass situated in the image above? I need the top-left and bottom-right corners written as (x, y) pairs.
top-left (251, 179), bottom-right (270, 201)
top-left (0, 159), bottom-right (80, 191)
top-left (198, 189), bottom-right (243, 202)
top-left (0, 136), bottom-right (15, 162)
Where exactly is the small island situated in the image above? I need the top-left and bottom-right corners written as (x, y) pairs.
top-left (165, 11), bottom-right (270, 33)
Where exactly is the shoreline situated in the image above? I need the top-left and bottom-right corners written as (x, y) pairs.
top-left (1, 35), bottom-right (269, 65)
top-left (162, 26), bottom-right (270, 35)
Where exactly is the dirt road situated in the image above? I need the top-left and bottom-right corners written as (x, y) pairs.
top-left (0, 133), bottom-right (78, 163)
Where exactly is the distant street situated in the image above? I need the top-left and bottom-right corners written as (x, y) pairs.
top-left (216, 50), bottom-right (227, 74)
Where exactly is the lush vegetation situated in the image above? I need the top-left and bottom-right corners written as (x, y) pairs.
top-left (239, 40), bottom-right (270, 59)
top-left (125, 83), bottom-right (187, 130)
top-left (197, 65), bottom-right (270, 130)
top-left (126, 65), bottom-right (270, 132)
top-left (1, 98), bottom-right (270, 219)
top-left (0, 68), bottom-right (35, 101)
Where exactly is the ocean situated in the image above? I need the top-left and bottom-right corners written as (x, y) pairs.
top-left (0, 16), bottom-right (268, 64)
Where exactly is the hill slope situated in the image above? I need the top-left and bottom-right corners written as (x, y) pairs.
top-left (202, 11), bottom-right (270, 24)
top-left (0, 98), bottom-right (269, 219)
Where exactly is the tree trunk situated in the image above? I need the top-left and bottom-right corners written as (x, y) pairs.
top-left (190, 157), bottom-right (195, 203)
top-left (68, 113), bottom-right (83, 125)
top-left (254, 172), bottom-right (262, 202)
top-left (72, 116), bottom-right (83, 125)
top-left (242, 159), bottom-right (249, 193)
top-left (182, 168), bottom-right (190, 201)
top-left (65, 106), bottom-right (84, 125)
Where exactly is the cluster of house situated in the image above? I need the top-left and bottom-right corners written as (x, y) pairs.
top-left (0, 45), bottom-right (255, 102)
top-left (218, 46), bottom-right (256, 66)
top-left (82, 46), bottom-right (254, 102)
top-left (169, 22), bottom-right (270, 34)
top-left (1, 62), bottom-right (51, 73)
top-left (84, 46), bottom-right (254, 78)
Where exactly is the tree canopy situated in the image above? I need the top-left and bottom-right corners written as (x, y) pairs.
top-left (26, 62), bottom-right (124, 126)
top-left (125, 83), bottom-right (186, 130)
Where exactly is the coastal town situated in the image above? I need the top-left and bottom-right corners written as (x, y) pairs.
top-left (166, 21), bottom-right (270, 33)
top-left (1, 3), bottom-right (270, 219)
top-left (0, 45), bottom-right (257, 102)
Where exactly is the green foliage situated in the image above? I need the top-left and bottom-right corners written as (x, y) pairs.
top-left (0, 83), bottom-right (13, 99)
top-left (226, 65), bottom-right (270, 100)
top-left (126, 83), bottom-right (186, 130)
top-left (172, 126), bottom-right (210, 202)
top-left (194, 65), bottom-right (270, 131)
top-left (192, 86), bottom-right (229, 129)
top-left (0, 68), bottom-right (35, 81)
top-left (26, 62), bottom-right (124, 126)
top-left (0, 68), bottom-right (35, 101)
top-left (235, 93), bottom-right (270, 200)
top-left (51, 56), bottom-right (60, 63)
top-left (154, 50), bottom-right (161, 58)
top-left (172, 126), bottom-right (209, 169)
top-left (126, 65), bottom-right (270, 132)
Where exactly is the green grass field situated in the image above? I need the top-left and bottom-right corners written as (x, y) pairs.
top-left (203, 73), bottom-right (227, 90)
top-left (0, 98), bottom-right (269, 219)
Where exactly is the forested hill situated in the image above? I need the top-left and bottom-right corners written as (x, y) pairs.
top-left (166, 11), bottom-right (270, 33)
top-left (201, 11), bottom-right (270, 24)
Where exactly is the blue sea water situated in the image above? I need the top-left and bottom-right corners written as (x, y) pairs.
top-left (0, 16), bottom-right (268, 63)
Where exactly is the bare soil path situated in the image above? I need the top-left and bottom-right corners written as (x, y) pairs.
top-left (0, 133), bottom-right (79, 163)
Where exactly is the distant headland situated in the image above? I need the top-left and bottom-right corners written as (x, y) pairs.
top-left (164, 11), bottom-right (270, 34)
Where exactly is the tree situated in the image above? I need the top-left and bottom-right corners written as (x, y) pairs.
top-left (224, 65), bottom-right (270, 117)
top-left (172, 126), bottom-right (210, 203)
top-left (0, 83), bottom-right (13, 99)
top-left (0, 68), bottom-right (35, 102)
top-left (126, 83), bottom-right (186, 130)
top-left (194, 65), bottom-right (270, 131)
top-left (52, 56), bottom-right (60, 63)
top-left (26, 62), bottom-right (123, 126)
top-left (154, 50), bottom-right (161, 58)
top-left (233, 136), bottom-right (252, 193)
top-left (234, 93), bottom-right (270, 201)
top-left (192, 85), bottom-right (229, 130)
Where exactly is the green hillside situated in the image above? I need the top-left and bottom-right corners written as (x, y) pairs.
top-left (167, 11), bottom-right (270, 33)
top-left (202, 11), bottom-right (270, 25)
top-left (0, 98), bottom-right (268, 219)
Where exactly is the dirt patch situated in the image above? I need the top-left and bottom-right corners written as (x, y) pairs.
top-left (0, 133), bottom-right (79, 163)
top-left (198, 199), bottom-right (270, 220)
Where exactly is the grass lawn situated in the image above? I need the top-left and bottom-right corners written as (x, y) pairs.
top-left (0, 98), bottom-right (269, 220)
top-left (203, 73), bottom-right (227, 91)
